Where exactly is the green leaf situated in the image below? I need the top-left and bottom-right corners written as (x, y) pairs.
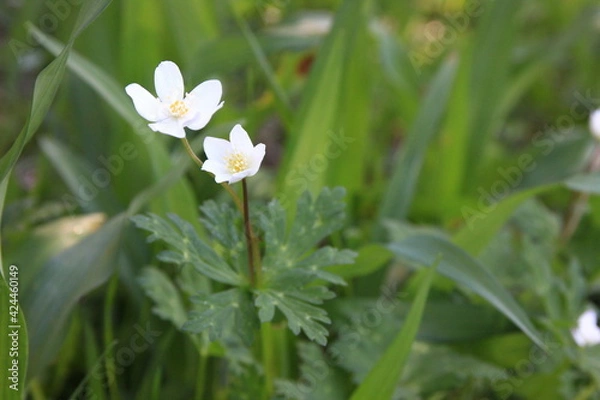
top-left (349, 259), bottom-right (437, 400)
top-left (287, 187), bottom-right (347, 257)
top-left (388, 234), bottom-right (547, 350)
top-left (465, 0), bottom-right (521, 176)
top-left (0, 265), bottom-right (28, 399)
top-left (131, 213), bottom-right (241, 286)
top-left (0, 0), bottom-right (112, 186)
top-left (183, 288), bottom-right (258, 346)
top-left (23, 214), bottom-right (126, 379)
top-left (379, 55), bottom-right (458, 222)
top-left (256, 187), bottom-right (354, 344)
top-left (275, 341), bottom-right (349, 400)
top-left (38, 136), bottom-right (121, 214)
top-left (564, 171), bottom-right (600, 194)
top-left (453, 184), bottom-right (554, 255)
top-left (277, 0), bottom-right (374, 205)
top-left (294, 247), bottom-right (355, 286)
top-left (254, 287), bottom-right (334, 346)
top-left (199, 201), bottom-right (247, 274)
top-left (325, 244), bottom-right (393, 279)
top-left (138, 267), bottom-right (187, 329)
top-left (29, 24), bottom-right (203, 231)
top-left (260, 187), bottom-right (348, 265)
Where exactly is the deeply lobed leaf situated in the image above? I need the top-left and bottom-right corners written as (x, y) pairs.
top-left (131, 213), bottom-right (241, 285)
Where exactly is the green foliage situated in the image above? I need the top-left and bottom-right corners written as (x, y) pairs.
top-left (4, 0), bottom-right (600, 398)
top-left (255, 188), bottom-right (356, 344)
top-left (389, 234), bottom-right (547, 350)
top-left (133, 187), bottom-right (355, 348)
top-left (350, 260), bottom-right (437, 400)
top-left (132, 213), bottom-right (242, 285)
top-left (275, 341), bottom-right (349, 400)
top-left (138, 267), bottom-right (187, 329)
top-left (184, 288), bottom-right (258, 346)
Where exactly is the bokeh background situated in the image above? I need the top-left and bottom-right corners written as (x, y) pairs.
top-left (2, 0), bottom-right (600, 398)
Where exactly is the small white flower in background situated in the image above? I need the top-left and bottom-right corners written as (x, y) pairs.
top-left (571, 308), bottom-right (600, 347)
top-left (590, 109), bottom-right (600, 140)
top-left (125, 61), bottom-right (223, 138)
top-left (201, 124), bottom-right (266, 184)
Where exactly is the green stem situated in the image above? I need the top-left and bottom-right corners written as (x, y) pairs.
top-left (261, 322), bottom-right (275, 398)
top-left (103, 274), bottom-right (119, 400)
top-left (180, 137), bottom-right (244, 212)
top-left (194, 351), bottom-right (208, 400)
top-left (242, 179), bottom-right (256, 286)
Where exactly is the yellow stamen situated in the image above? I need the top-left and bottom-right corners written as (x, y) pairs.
top-left (226, 152), bottom-right (249, 173)
top-left (169, 100), bottom-right (189, 118)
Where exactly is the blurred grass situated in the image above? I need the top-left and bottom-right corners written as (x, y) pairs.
top-left (1, 0), bottom-right (600, 398)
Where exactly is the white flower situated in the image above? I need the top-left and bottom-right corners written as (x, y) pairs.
top-left (590, 109), bottom-right (600, 140)
top-left (571, 308), bottom-right (600, 347)
top-left (125, 61), bottom-right (223, 138)
top-left (201, 124), bottom-right (266, 184)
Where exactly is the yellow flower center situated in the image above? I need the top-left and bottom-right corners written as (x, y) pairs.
top-left (169, 100), bottom-right (189, 118)
top-left (226, 152), bottom-right (249, 174)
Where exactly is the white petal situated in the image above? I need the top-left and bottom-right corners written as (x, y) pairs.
top-left (229, 170), bottom-right (251, 184)
top-left (155, 61), bottom-right (184, 103)
top-left (148, 119), bottom-right (186, 138)
top-left (185, 102), bottom-right (224, 131)
top-left (229, 124), bottom-right (254, 153)
top-left (203, 137), bottom-right (231, 163)
top-left (186, 80), bottom-right (224, 130)
top-left (187, 79), bottom-right (223, 111)
top-left (572, 309), bottom-right (600, 346)
top-left (201, 159), bottom-right (232, 183)
top-left (590, 109), bottom-right (600, 139)
top-left (246, 143), bottom-right (266, 177)
top-left (125, 83), bottom-right (162, 121)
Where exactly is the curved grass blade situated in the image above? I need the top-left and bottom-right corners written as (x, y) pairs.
top-left (388, 234), bottom-right (547, 350)
top-left (378, 55), bottom-right (458, 223)
top-left (349, 258), bottom-right (438, 400)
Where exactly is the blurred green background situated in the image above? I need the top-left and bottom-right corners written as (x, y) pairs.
top-left (2, 0), bottom-right (600, 398)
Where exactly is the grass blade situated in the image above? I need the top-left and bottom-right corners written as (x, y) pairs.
top-left (388, 234), bottom-right (547, 350)
top-left (379, 55), bottom-right (458, 222)
top-left (350, 258), bottom-right (438, 400)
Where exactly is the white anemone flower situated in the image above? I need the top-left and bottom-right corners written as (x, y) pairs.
top-left (590, 109), bottom-right (600, 140)
top-left (201, 124), bottom-right (266, 184)
top-left (571, 308), bottom-right (600, 347)
top-left (125, 61), bottom-right (223, 138)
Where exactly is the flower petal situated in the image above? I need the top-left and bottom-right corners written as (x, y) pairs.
top-left (203, 136), bottom-right (231, 162)
top-left (228, 172), bottom-right (248, 184)
top-left (148, 119), bottom-right (186, 138)
top-left (572, 308), bottom-right (600, 347)
top-left (125, 83), bottom-right (162, 121)
top-left (590, 109), bottom-right (600, 140)
top-left (249, 143), bottom-right (266, 174)
top-left (185, 80), bottom-right (224, 130)
top-left (201, 159), bottom-right (231, 183)
top-left (154, 61), bottom-right (184, 103)
top-left (185, 104), bottom-right (223, 130)
top-left (229, 124), bottom-right (254, 153)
